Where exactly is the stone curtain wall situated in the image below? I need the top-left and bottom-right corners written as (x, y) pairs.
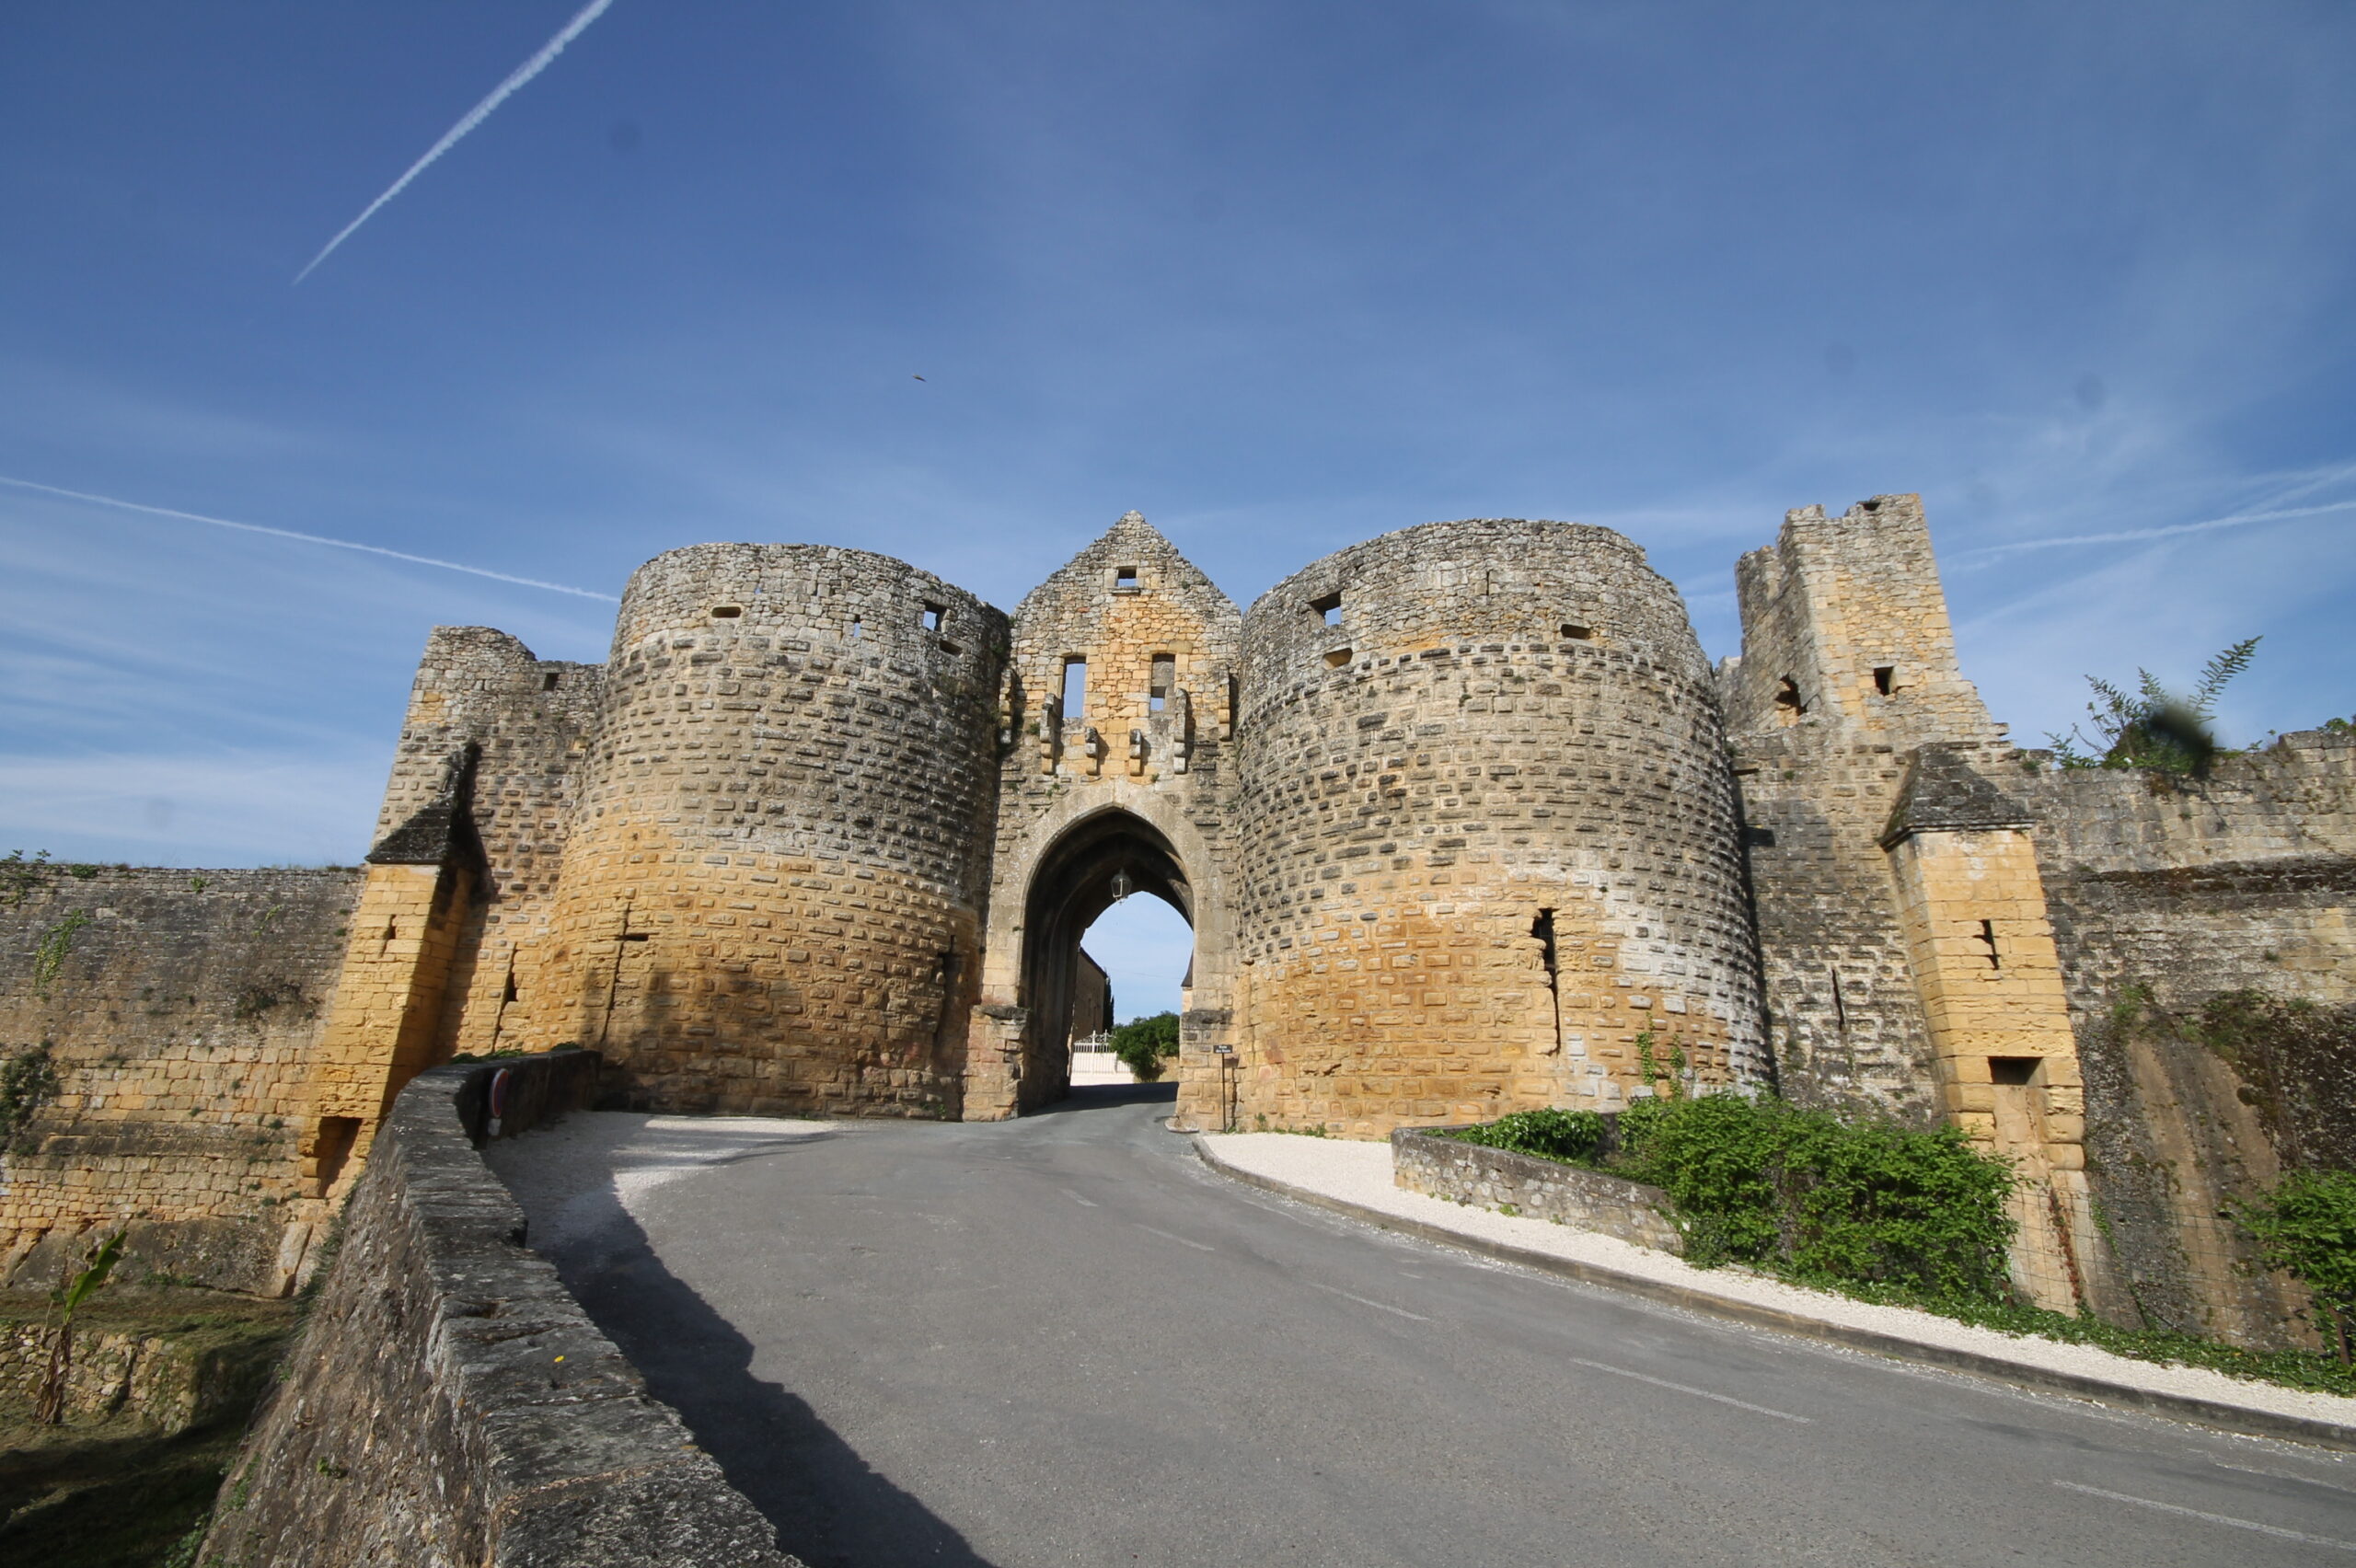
top-left (533, 545), bottom-right (1009, 1117)
top-left (1392, 1126), bottom-right (1684, 1252)
top-left (1230, 520), bottom-right (1766, 1136)
top-left (0, 867), bottom-right (363, 1296)
top-left (2020, 731), bottom-right (2356, 1348)
top-left (206, 1050), bottom-right (792, 1568)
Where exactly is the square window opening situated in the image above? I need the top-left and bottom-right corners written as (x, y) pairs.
top-left (541, 672), bottom-right (560, 691)
top-left (1114, 566), bottom-right (1139, 592)
top-left (1562, 623), bottom-right (1593, 641)
top-left (1874, 665), bottom-right (1896, 696)
top-left (922, 602), bottom-right (946, 632)
top-left (711, 605), bottom-right (742, 618)
top-left (1310, 590), bottom-right (1343, 627)
top-left (1989, 1056), bottom-right (2040, 1087)
top-left (1323, 646), bottom-right (1353, 668)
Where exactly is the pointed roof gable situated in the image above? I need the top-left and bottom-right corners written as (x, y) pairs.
top-left (1013, 510), bottom-right (1240, 630)
top-left (1878, 744), bottom-right (2035, 848)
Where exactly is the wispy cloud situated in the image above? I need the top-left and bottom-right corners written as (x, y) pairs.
top-left (294, 0), bottom-right (620, 283)
top-left (0, 475), bottom-right (618, 601)
top-left (1954, 498), bottom-right (2356, 561)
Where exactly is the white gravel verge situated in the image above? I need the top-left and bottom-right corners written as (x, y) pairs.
top-left (1199, 1131), bottom-right (2356, 1435)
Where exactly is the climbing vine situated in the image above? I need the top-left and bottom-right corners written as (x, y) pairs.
top-left (30, 911), bottom-right (91, 999)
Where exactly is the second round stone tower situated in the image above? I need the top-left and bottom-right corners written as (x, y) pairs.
top-left (1229, 519), bottom-right (1766, 1134)
top-left (540, 544), bottom-right (1009, 1116)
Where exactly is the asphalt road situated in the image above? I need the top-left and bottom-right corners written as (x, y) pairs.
top-left (489, 1086), bottom-right (2356, 1568)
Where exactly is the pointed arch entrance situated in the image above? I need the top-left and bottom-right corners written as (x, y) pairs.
top-left (963, 790), bottom-right (1234, 1123)
top-left (1015, 809), bottom-right (1191, 1113)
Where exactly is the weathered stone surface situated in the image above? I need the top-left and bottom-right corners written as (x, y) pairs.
top-left (1391, 1126), bottom-right (1683, 1253)
top-left (204, 1049), bottom-right (795, 1568)
top-left (0, 866), bottom-right (364, 1295)
top-left (1230, 520), bottom-right (1769, 1135)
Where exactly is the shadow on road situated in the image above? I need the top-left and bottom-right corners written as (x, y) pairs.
top-left (537, 1151), bottom-right (1002, 1568)
top-left (1033, 1080), bottom-right (1178, 1117)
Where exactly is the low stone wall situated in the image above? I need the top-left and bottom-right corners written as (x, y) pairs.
top-left (203, 1050), bottom-right (795, 1568)
top-left (1392, 1127), bottom-right (1684, 1254)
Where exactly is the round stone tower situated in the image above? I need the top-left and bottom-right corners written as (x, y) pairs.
top-left (1230, 519), bottom-right (1764, 1135)
top-left (541, 543), bottom-right (1009, 1117)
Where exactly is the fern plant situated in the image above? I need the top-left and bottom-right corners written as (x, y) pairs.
top-left (2047, 637), bottom-right (2259, 777)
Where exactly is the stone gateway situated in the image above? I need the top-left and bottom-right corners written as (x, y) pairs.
top-left (3, 497), bottom-right (2350, 1345)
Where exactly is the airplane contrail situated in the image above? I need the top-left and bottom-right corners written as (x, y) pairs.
top-left (294, 0), bottom-right (620, 284)
top-left (0, 475), bottom-right (618, 602)
top-left (1958, 497), bottom-right (2356, 560)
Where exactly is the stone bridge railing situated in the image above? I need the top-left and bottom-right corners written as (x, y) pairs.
top-left (202, 1050), bottom-right (794, 1568)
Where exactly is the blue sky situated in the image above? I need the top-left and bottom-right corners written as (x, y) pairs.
top-left (5, 3), bottom-right (2352, 1017)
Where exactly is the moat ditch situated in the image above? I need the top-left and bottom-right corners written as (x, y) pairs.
top-left (0, 1288), bottom-right (296, 1567)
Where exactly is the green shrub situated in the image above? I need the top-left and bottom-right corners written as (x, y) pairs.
top-left (1444, 1107), bottom-right (1606, 1163)
top-left (2237, 1169), bottom-right (2356, 1363)
top-left (1107, 1011), bottom-right (1181, 1081)
top-left (1455, 1091), bottom-right (2017, 1298)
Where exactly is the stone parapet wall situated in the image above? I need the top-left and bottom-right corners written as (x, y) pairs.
top-left (206, 1049), bottom-right (794, 1568)
top-left (0, 866), bottom-right (364, 1295)
top-left (1231, 520), bottom-right (1765, 1136)
top-left (1390, 1126), bottom-right (1683, 1253)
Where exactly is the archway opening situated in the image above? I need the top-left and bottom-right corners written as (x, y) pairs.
top-left (1017, 810), bottom-right (1194, 1112)
top-left (1073, 894), bottom-right (1194, 1087)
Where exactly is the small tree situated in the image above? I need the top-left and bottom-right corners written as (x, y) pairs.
top-left (2048, 637), bottom-right (2258, 777)
top-left (1108, 1011), bottom-right (1181, 1081)
top-left (2238, 1169), bottom-right (2356, 1364)
top-left (36, 1228), bottom-right (124, 1424)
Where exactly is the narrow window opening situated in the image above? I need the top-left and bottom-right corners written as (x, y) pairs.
top-left (541, 671), bottom-right (560, 691)
top-left (1149, 653), bottom-right (1174, 712)
top-left (1114, 566), bottom-right (1139, 591)
top-left (1874, 665), bottom-right (1896, 696)
top-left (1830, 967), bottom-right (1849, 1034)
top-left (1773, 677), bottom-right (1807, 723)
top-left (502, 969), bottom-right (520, 1004)
top-left (1975, 918), bottom-right (2002, 969)
top-left (849, 617), bottom-right (863, 640)
top-left (1562, 623), bottom-right (1593, 641)
top-left (921, 602), bottom-right (945, 632)
top-left (1310, 590), bottom-right (1343, 627)
top-left (711, 605), bottom-right (743, 618)
top-left (1989, 1056), bottom-right (2039, 1087)
top-left (1323, 646), bottom-right (1353, 668)
top-left (1225, 674), bottom-right (1239, 735)
top-left (379, 918), bottom-right (398, 951)
top-left (1062, 656), bottom-right (1088, 718)
top-left (1533, 910), bottom-right (1562, 1052)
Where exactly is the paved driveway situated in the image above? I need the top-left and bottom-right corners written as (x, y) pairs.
top-left (488, 1086), bottom-right (2356, 1567)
